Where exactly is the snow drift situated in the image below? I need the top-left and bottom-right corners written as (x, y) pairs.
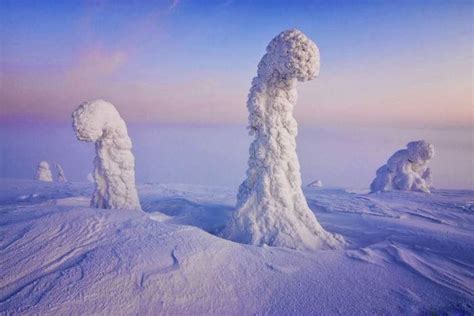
top-left (371, 140), bottom-right (435, 193)
top-left (221, 29), bottom-right (343, 250)
top-left (54, 162), bottom-right (67, 182)
top-left (308, 180), bottom-right (323, 187)
top-left (72, 99), bottom-right (141, 210)
top-left (35, 161), bottom-right (53, 182)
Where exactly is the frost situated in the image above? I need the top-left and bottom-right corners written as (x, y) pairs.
top-left (54, 162), bottom-right (67, 183)
top-left (221, 29), bottom-right (344, 250)
top-left (308, 180), bottom-right (323, 188)
top-left (72, 99), bottom-right (141, 210)
top-left (370, 140), bottom-right (435, 193)
top-left (35, 161), bottom-right (53, 182)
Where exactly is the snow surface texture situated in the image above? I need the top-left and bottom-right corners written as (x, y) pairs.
top-left (222, 29), bottom-right (343, 250)
top-left (0, 179), bottom-right (473, 315)
top-left (371, 140), bottom-right (435, 193)
top-left (54, 163), bottom-right (67, 183)
top-left (308, 179), bottom-right (323, 187)
top-left (34, 161), bottom-right (52, 182)
top-left (72, 99), bottom-right (141, 210)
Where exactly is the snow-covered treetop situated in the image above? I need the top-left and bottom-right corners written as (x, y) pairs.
top-left (260, 29), bottom-right (319, 82)
top-left (38, 161), bottom-right (49, 169)
top-left (407, 140), bottom-right (435, 163)
top-left (72, 99), bottom-right (127, 142)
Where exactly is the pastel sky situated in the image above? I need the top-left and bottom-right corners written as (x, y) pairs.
top-left (0, 0), bottom-right (472, 127)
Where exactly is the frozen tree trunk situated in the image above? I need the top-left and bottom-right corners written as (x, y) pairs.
top-left (221, 29), bottom-right (344, 250)
top-left (72, 99), bottom-right (141, 211)
top-left (370, 140), bottom-right (435, 193)
top-left (54, 163), bottom-right (67, 182)
top-left (35, 161), bottom-right (53, 182)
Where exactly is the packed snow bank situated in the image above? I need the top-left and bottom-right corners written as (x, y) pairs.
top-left (34, 161), bottom-right (53, 182)
top-left (72, 99), bottom-right (141, 210)
top-left (0, 179), bottom-right (473, 315)
top-left (371, 140), bottom-right (435, 193)
top-left (222, 29), bottom-right (343, 250)
top-left (308, 179), bottom-right (323, 187)
top-left (54, 162), bottom-right (67, 182)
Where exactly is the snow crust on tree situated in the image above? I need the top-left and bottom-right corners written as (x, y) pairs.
top-left (370, 140), bottom-right (435, 193)
top-left (221, 29), bottom-right (344, 250)
top-left (54, 163), bottom-right (67, 183)
top-left (308, 180), bottom-right (323, 187)
top-left (35, 161), bottom-right (53, 182)
top-left (72, 99), bottom-right (141, 210)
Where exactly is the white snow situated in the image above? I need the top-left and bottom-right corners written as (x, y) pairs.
top-left (54, 162), bottom-right (67, 182)
top-left (72, 99), bottom-right (141, 211)
top-left (371, 140), bottom-right (435, 193)
top-left (0, 179), bottom-right (472, 314)
top-left (34, 161), bottom-right (53, 182)
top-left (221, 29), bottom-right (343, 250)
top-left (308, 179), bottom-right (323, 187)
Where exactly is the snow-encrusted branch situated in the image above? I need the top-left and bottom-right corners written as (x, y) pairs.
top-left (221, 29), bottom-right (344, 250)
top-left (370, 140), bottom-right (435, 193)
top-left (35, 161), bottom-right (53, 182)
top-left (72, 99), bottom-right (141, 210)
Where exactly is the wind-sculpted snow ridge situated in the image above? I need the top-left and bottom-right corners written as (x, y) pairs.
top-left (72, 99), bottom-right (141, 210)
top-left (221, 29), bottom-right (344, 250)
top-left (371, 140), bottom-right (435, 193)
top-left (35, 161), bottom-right (53, 182)
top-left (54, 162), bottom-right (67, 183)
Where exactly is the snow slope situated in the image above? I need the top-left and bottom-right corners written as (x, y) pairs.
top-left (1, 179), bottom-right (473, 314)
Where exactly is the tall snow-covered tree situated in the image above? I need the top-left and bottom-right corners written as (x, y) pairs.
top-left (72, 99), bottom-right (141, 210)
top-left (221, 29), bottom-right (344, 250)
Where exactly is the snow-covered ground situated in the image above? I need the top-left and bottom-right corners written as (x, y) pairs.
top-left (1, 179), bottom-right (473, 314)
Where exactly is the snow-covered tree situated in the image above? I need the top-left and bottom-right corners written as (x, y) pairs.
top-left (54, 162), bottom-right (67, 182)
top-left (370, 140), bottom-right (435, 193)
top-left (221, 29), bottom-right (344, 250)
top-left (35, 161), bottom-right (53, 182)
top-left (72, 99), bottom-right (141, 210)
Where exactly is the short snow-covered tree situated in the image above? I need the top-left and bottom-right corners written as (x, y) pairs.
top-left (54, 162), bottom-right (67, 182)
top-left (221, 29), bottom-right (344, 250)
top-left (72, 99), bottom-right (141, 210)
top-left (370, 140), bottom-right (435, 193)
top-left (35, 161), bottom-right (53, 182)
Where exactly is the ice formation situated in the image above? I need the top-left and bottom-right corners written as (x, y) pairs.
top-left (35, 161), bottom-right (53, 182)
top-left (54, 163), bottom-right (67, 182)
top-left (72, 99), bottom-right (141, 210)
top-left (221, 29), bottom-right (344, 250)
top-left (308, 180), bottom-right (323, 188)
top-left (370, 140), bottom-right (435, 193)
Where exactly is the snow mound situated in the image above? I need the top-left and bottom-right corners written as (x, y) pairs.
top-left (35, 161), bottom-right (53, 182)
top-left (308, 180), bottom-right (323, 187)
top-left (371, 140), bottom-right (435, 193)
top-left (72, 99), bottom-right (141, 210)
top-left (221, 29), bottom-right (343, 250)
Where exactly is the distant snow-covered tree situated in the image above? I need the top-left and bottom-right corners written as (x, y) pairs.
top-left (54, 162), bottom-right (67, 183)
top-left (370, 140), bottom-right (435, 193)
top-left (221, 29), bottom-right (344, 250)
top-left (35, 161), bottom-right (53, 182)
top-left (72, 99), bottom-right (141, 210)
